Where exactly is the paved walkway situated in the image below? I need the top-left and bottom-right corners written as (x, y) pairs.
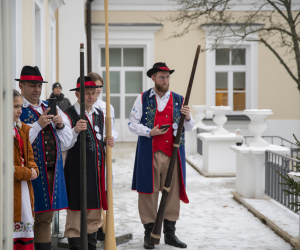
top-left (60, 142), bottom-right (293, 249)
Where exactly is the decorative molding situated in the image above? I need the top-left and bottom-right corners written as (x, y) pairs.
top-left (91, 0), bottom-right (300, 11)
top-left (35, 0), bottom-right (43, 8)
top-left (92, 23), bottom-right (163, 27)
top-left (92, 0), bottom-right (178, 11)
top-left (49, 0), bottom-right (65, 16)
top-left (92, 24), bottom-right (163, 37)
top-left (34, 0), bottom-right (46, 99)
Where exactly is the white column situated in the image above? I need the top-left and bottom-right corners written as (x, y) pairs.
top-left (58, 0), bottom-right (86, 105)
top-left (0, 1), bottom-right (14, 248)
top-left (231, 145), bottom-right (290, 198)
top-left (252, 152), bottom-right (265, 199)
top-left (235, 151), bottom-right (255, 198)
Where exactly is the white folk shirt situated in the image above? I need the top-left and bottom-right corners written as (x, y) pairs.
top-left (62, 101), bottom-right (106, 151)
top-left (128, 88), bottom-right (194, 137)
top-left (22, 97), bottom-right (73, 147)
top-left (93, 99), bottom-right (118, 142)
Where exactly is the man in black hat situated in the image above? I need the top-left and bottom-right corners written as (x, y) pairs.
top-left (62, 76), bottom-right (114, 250)
top-left (16, 65), bottom-right (72, 250)
top-left (128, 62), bottom-right (194, 249)
top-left (47, 82), bottom-right (72, 111)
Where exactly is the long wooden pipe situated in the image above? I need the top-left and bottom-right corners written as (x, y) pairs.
top-left (149, 45), bottom-right (201, 245)
top-left (103, 0), bottom-right (117, 249)
top-left (79, 43), bottom-right (88, 250)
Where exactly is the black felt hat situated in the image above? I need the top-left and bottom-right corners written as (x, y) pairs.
top-left (15, 65), bottom-right (48, 83)
top-left (52, 82), bottom-right (62, 90)
top-left (146, 62), bottom-right (175, 78)
top-left (70, 76), bottom-right (101, 91)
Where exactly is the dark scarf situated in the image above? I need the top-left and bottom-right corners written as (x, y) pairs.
top-left (50, 92), bottom-right (64, 101)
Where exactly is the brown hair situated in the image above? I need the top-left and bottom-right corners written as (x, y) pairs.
top-left (87, 72), bottom-right (104, 85)
top-left (13, 89), bottom-right (22, 99)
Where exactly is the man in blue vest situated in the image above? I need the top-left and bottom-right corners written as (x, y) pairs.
top-left (17, 66), bottom-right (72, 250)
top-left (128, 62), bottom-right (194, 249)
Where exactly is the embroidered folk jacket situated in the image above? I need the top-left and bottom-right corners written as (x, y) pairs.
top-left (131, 88), bottom-right (189, 203)
top-left (20, 101), bottom-right (68, 213)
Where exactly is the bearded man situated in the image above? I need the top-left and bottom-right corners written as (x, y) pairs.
top-left (128, 62), bottom-right (194, 249)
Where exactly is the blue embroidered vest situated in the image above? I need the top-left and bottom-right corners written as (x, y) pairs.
top-left (131, 89), bottom-right (189, 203)
top-left (20, 101), bottom-right (68, 212)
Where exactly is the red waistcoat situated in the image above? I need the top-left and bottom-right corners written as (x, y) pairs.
top-left (153, 92), bottom-right (174, 157)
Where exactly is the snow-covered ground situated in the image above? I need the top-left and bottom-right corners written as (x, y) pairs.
top-left (60, 142), bottom-right (293, 250)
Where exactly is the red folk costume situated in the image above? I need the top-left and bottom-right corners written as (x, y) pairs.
top-left (129, 62), bottom-right (194, 249)
top-left (13, 121), bottom-right (39, 250)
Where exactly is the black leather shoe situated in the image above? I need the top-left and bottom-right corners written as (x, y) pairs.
top-left (88, 232), bottom-right (97, 250)
top-left (67, 237), bottom-right (80, 250)
top-left (34, 242), bottom-right (51, 250)
top-left (97, 226), bottom-right (105, 241)
top-left (143, 223), bottom-right (155, 249)
top-left (163, 219), bottom-right (187, 248)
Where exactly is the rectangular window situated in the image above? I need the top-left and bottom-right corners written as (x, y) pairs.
top-left (215, 48), bottom-right (248, 112)
top-left (215, 72), bottom-right (228, 106)
top-left (100, 47), bottom-right (145, 120)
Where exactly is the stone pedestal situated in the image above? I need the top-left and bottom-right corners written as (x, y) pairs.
top-left (231, 145), bottom-right (290, 199)
top-left (198, 133), bottom-right (237, 176)
top-left (194, 106), bottom-right (236, 176)
top-left (192, 105), bottom-right (207, 128)
top-left (243, 109), bottom-right (273, 147)
top-left (208, 106), bottom-right (231, 135)
top-left (186, 105), bottom-right (217, 155)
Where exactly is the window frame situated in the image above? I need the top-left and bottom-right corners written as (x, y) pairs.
top-left (214, 46), bottom-right (250, 113)
top-left (99, 46), bottom-right (146, 120)
top-left (92, 23), bottom-right (162, 141)
top-left (202, 24), bottom-right (260, 118)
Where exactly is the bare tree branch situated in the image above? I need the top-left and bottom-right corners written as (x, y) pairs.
top-left (160, 0), bottom-right (300, 91)
top-left (294, 10), bottom-right (300, 22)
top-left (265, 0), bottom-right (289, 22)
top-left (260, 38), bottom-right (299, 86)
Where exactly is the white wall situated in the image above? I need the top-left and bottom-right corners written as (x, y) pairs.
top-left (58, 0), bottom-right (86, 105)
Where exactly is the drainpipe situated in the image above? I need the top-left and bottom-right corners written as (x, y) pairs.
top-left (86, 0), bottom-right (93, 73)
